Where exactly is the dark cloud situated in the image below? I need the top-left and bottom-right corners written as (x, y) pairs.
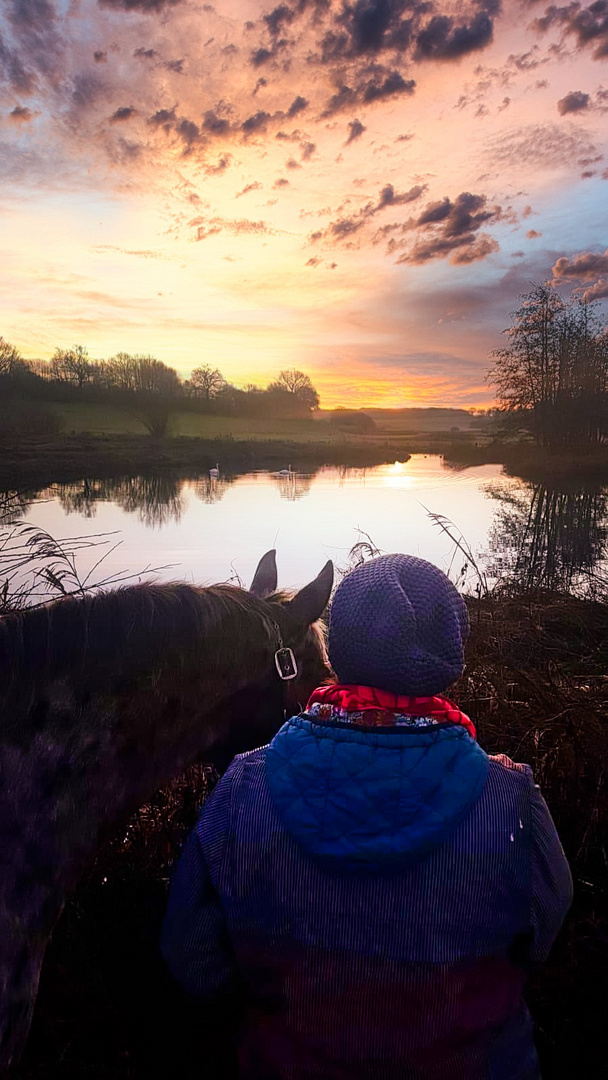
top-left (251, 47), bottom-right (274, 67)
top-left (110, 105), bottom-right (137, 122)
top-left (98, 0), bottom-right (184, 12)
top-left (398, 191), bottom-right (501, 264)
top-left (134, 47), bottom-right (157, 58)
top-left (253, 76), bottom-right (267, 94)
top-left (330, 216), bottom-right (367, 239)
top-left (264, 4), bottom-right (296, 38)
top-left (508, 47), bottom-right (543, 71)
top-left (377, 182), bottom-right (427, 208)
top-left (557, 89), bottom-right (591, 114)
top-left (176, 118), bottom-right (200, 145)
top-left (202, 110), bottom-right (231, 134)
top-left (526, 228), bottom-right (542, 238)
top-left (322, 65), bottom-right (415, 116)
top-left (301, 141), bottom-right (316, 159)
top-left (321, 0), bottom-right (414, 60)
top-left (287, 94), bottom-right (308, 116)
top-left (362, 69), bottom-right (416, 102)
top-left (306, 256), bottom-right (321, 266)
top-left (415, 12), bottom-right (494, 61)
top-left (242, 110), bottom-right (271, 133)
top-left (8, 104), bottom-right (37, 122)
top-left (285, 155), bottom-right (301, 167)
top-left (148, 106), bottom-right (177, 130)
top-left (323, 84), bottom-right (357, 115)
top-left (164, 57), bottom-right (184, 73)
top-left (532, 2), bottom-right (608, 62)
top-left (94, 50), bottom-right (108, 62)
top-left (273, 176), bottom-right (290, 187)
top-left (312, 181), bottom-right (427, 247)
top-left (345, 117), bottom-right (366, 143)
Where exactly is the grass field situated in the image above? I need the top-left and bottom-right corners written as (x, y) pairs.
top-left (47, 403), bottom-right (482, 443)
top-left (48, 403), bottom-right (355, 443)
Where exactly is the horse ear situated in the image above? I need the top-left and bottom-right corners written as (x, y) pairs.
top-left (286, 560), bottom-right (333, 625)
top-left (250, 549), bottom-right (278, 597)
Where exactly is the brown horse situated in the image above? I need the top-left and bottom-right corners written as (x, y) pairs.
top-left (0, 551), bottom-right (333, 1073)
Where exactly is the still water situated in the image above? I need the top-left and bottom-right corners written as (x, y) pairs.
top-left (10, 456), bottom-right (608, 594)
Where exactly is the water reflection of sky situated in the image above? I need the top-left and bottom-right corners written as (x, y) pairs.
top-left (19, 457), bottom-right (516, 591)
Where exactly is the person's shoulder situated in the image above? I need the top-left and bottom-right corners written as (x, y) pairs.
top-left (232, 745), bottom-right (268, 769)
top-left (488, 752), bottom-right (533, 779)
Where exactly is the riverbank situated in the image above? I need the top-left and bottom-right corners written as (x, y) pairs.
top-left (444, 439), bottom-right (608, 482)
top-left (0, 433), bottom-right (407, 491)
top-left (13, 589), bottom-right (608, 1079)
top-left (5, 427), bottom-right (608, 493)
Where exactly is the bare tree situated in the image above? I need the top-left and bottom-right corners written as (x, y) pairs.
top-left (267, 369), bottom-right (320, 411)
top-left (50, 345), bottom-right (93, 389)
top-left (489, 283), bottom-right (608, 449)
top-left (0, 337), bottom-right (24, 377)
top-left (189, 364), bottom-right (226, 400)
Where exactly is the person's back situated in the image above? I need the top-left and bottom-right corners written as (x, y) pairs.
top-left (162, 554), bottom-right (572, 1079)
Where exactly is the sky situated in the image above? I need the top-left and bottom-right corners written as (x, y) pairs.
top-left (1, 0), bottom-right (608, 408)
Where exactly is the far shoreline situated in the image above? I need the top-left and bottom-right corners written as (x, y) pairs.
top-left (3, 431), bottom-right (608, 492)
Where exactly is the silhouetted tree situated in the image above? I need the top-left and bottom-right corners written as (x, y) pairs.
top-left (50, 345), bottom-right (94, 389)
top-left (0, 337), bottom-right (24, 377)
top-left (267, 369), bottom-right (320, 411)
top-left (489, 284), bottom-right (608, 450)
top-left (188, 365), bottom-right (226, 401)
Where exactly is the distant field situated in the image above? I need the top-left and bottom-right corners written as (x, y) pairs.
top-left (48, 402), bottom-right (350, 443)
top-left (47, 402), bottom-right (480, 443)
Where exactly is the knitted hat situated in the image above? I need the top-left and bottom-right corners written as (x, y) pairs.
top-left (328, 554), bottom-right (469, 696)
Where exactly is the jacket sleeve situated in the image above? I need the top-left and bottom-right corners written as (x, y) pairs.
top-left (161, 779), bottom-right (242, 1001)
top-left (529, 778), bottom-right (573, 961)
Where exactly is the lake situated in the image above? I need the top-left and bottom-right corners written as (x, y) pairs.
top-left (6, 455), bottom-right (608, 595)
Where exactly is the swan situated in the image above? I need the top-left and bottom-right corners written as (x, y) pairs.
top-left (209, 463), bottom-right (219, 480)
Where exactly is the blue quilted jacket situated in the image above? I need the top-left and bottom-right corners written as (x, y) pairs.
top-left (162, 716), bottom-right (572, 1079)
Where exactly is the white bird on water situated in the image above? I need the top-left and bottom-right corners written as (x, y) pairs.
top-left (209, 463), bottom-right (219, 480)
top-left (277, 464), bottom-right (293, 477)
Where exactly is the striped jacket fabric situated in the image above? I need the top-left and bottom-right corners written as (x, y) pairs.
top-left (162, 715), bottom-right (573, 1079)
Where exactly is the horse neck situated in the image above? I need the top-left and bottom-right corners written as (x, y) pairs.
top-left (1, 585), bottom-right (279, 885)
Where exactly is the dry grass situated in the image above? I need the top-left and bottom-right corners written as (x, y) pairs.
top-left (456, 591), bottom-right (608, 1077)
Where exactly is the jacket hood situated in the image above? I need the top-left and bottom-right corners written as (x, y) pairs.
top-left (265, 716), bottom-right (489, 871)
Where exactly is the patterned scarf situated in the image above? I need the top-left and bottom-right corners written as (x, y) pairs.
top-left (306, 684), bottom-right (476, 739)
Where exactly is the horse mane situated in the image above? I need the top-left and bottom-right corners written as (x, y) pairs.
top-left (0, 582), bottom-right (282, 718)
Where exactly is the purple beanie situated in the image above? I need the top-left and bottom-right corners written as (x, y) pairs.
top-left (328, 554), bottom-right (469, 696)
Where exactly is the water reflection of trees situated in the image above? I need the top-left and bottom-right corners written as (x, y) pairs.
top-left (484, 481), bottom-right (608, 591)
top-left (191, 476), bottom-right (232, 505)
top-left (270, 471), bottom-right (314, 501)
top-left (0, 490), bottom-right (31, 524)
top-left (56, 475), bottom-right (185, 527)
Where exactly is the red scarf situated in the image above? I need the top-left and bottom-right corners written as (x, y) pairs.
top-left (307, 683), bottom-right (476, 740)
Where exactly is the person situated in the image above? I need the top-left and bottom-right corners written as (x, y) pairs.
top-left (162, 553), bottom-right (573, 1079)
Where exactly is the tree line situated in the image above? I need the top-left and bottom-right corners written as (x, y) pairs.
top-left (0, 338), bottom-right (320, 435)
top-left (490, 283), bottom-right (608, 451)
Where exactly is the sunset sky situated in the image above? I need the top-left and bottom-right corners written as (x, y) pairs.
top-left (1, 0), bottom-right (608, 408)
